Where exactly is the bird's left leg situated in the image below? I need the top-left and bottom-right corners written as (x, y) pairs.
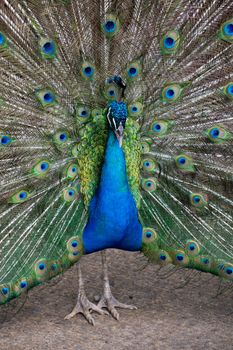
top-left (97, 250), bottom-right (137, 320)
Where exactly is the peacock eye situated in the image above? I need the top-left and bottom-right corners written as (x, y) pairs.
top-left (20, 281), bottom-right (27, 289)
top-left (91, 109), bottom-right (102, 117)
top-left (32, 159), bottom-right (50, 177)
top-left (158, 250), bottom-right (172, 265)
top-left (175, 154), bottom-right (195, 173)
top-left (220, 82), bottom-right (233, 100)
top-left (141, 158), bottom-right (157, 172)
top-left (109, 90), bottom-right (115, 96)
top-left (141, 177), bottom-right (157, 192)
top-left (39, 38), bottom-right (56, 59)
top-left (76, 105), bottom-right (90, 121)
top-left (226, 83), bottom-right (233, 96)
top-left (151, 119), bottom-right (172, 137)
top-left (34, 259), bottom-right (48, 281)
top-left (1, 286), bottom-right (9, 295)
top-left (0, 135), bottom-right (12, 146)
top-left (225, 265), bottom-right (233, 276)
top-left (190, 193), bottom-right (208, 209)
top-left (104, 21), bottom-right (116, 32)
top-left (194, 255), bottom-right (212, 270)
top-left (218, 19), bottom-right (233, 43)
top-left (217, 262), bottom-right (233, 280)
top-left (50, 260), bottom-right (61, 277)
top-left (142, 227), bottom-right (158, 243)
top-left (126, 61), bottom-right (142, 80)
top-left (102, 15), bottom-right (120, 38)
top-left (81, 61), bottom-right (95, 79)
top-left (66, 163), bottom-right (78, 180)
top-left (160, 30), bottom-right (180, 54)
top-left (104, 83), bottom-right (118, 100)
top-left (206, 125), bottom-right (230, 143)
top-left (162, 84), bottom-right (183, 103)
top-left (36, 89), bottom-right (57, 107)
top-left (53, 131), bottom-right (70, 147)
top-left (66, 236), bottom-right (81, 254)
top-left (174, 250), bottom-right (189, 266)
top-left (9, 190), bottom-right (31, 204)
top-left (63, 187), bottom-right (78, 202)
top-left (185, 240), bottom-right (200, 256)
top-left (128, 101), bottom-right (143, 117)
top-left (0, 32), bottom-right (7, 48)
top-left (140, 140), bottom-right (151, 153)
top-left (224, 23), bottom-right (233, 36)
top-left (0, 284), bottom-right (10, 302)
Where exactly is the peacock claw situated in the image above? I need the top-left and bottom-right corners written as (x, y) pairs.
top-left (64, 293), bottom-right (109, 326)
top-left (97, 293), bottom-right (137, 321)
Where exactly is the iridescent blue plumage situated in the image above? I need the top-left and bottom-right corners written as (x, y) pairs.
top-left (83, 130), bottom-right (142, 254)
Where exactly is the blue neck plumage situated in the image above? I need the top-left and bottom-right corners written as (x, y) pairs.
top-left (98, 130), bottom-right (128, 195)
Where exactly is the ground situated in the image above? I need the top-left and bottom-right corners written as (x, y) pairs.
top-left (0, 250), bottom-right (232, 350)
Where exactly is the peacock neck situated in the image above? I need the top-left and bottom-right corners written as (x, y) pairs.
top-left (98, 129), bottom-right (128, 194)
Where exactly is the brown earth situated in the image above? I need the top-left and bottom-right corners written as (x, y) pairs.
top-left (0, 250), bottom-right (232, 350)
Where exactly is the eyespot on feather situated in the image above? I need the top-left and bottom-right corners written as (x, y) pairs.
top-left (126, 61), bottom-right (142, 81)
top-left (150, 119), bottom-right (173, 137)
top-left (0, 134), bottom-right (13, 146)
top-left (39, 38), bottom-right (57, 59)
top-left (161, 83), bottom-right (184, 103)
top-left (0, 32), bottom-right (8, 48)
top-left (34, 259), bottom-right (49, 281)
top-left (101, 14), bottom-right (121, 38)
top-left (141, 177), bottom-right (157, 192)
top-left (14, 278), bottom-right (29, 296)
top-left (190, 193), bottom-right (208, 209)
top-left (160, 30), bottom-right (180, 54)
top-left (175, 154), bottom-right (195, 173)
top-left (141, 158), bottom-right (158, 173)
top-left (158, 250), bottom-right (172, 265)
top-left (221, 82), bottom-right (233, 100)
top-left (66, 163), bottom-right (78, 180)
top-left (9, 190), bottom-right (31, 204)
top-left (53, 130), bottom-right (70, 148)
top-left (185, 240), bottom-right (201, 256)
top-left (81, 61), bottom-right (95, 80)
top-left (62, 187), bottom-right (78, 202)
top-left (35, 89), bottom-right (57, 107)
top-left (142, 227), bottom-right (158, 243)
top-left (128, 101), bottom-right (143, 117)
top-left (32, 159), bottom-right (51, 177)
top-left (173, 250), bottom-right (189, 266)
top-left (76, 105), bottom-right (91, 122)
top-left (0, 284), bottom-right (11, 303)
top-left (205, 125), bottom-right (231, 143)
top-left (218, 19), bottom-right (233, 43)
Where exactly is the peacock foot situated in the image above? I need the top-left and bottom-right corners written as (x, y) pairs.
top-left (64, 290), bottom-right (109, 326)
top-left (97, 291), bottom-right (137, 321)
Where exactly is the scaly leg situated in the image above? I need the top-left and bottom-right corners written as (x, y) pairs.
top-left (97, 250), bottom-right (137, 320)
top-left (64, 263), bottom-right (108, 326)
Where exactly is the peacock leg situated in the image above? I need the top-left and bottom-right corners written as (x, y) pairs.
top-left (64, 263), bottom-right (108, 325)
top-left (97, 250), bottom-right (137, 320)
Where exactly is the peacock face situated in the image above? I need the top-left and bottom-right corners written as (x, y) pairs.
top-left (107, 100), bottom-right (128, 147)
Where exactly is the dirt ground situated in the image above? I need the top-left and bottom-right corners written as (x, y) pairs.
top-left (0, 250), bottom-right (232, 350)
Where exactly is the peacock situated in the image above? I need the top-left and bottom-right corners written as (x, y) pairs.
top-left (0, 0), bottom-right (233, 326)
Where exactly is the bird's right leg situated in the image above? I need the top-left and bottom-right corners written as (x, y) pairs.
top-left (64, 263), bottom-right (108, 326)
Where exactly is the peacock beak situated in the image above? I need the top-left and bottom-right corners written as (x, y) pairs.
top-left (115, 122), bottom-right (124, 147)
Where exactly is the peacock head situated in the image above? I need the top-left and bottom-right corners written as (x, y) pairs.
top-left (106, 76), bottom-right (128, 147)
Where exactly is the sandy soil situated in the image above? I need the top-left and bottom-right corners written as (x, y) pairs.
top-left (0, 250), bottom-right (232, 350)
